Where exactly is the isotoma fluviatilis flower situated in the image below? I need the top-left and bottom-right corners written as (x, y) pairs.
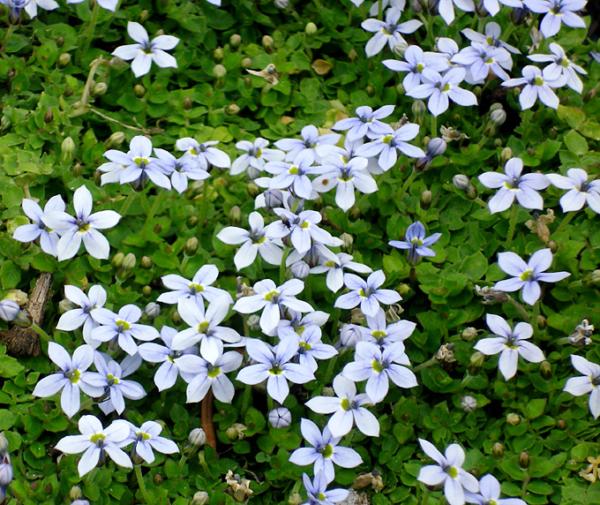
top-left (564, 355), bottom-right (600, 419)
top-left (547, 168), bottom-right (600, 214)
top-left (389, 221), bottom-right (441, 263)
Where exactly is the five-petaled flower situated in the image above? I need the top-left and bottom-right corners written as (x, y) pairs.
top-left (564, 355), bottom-right (600, 419)
top-left (547, 168), bottom-right (600, 214)
top-left (335, 270), bottom-right (401, 317)
top-left (125, 420), bottom-right (179, 464)
top-left (13, 195), bottom-right (65, 257)
top-left (389, 221), bottom-right (441, 263)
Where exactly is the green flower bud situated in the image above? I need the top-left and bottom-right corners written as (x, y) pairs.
top-left (192, 491), bottom-right (209, 505)
top-left (142, 285), bottom-right (152, 297)
top-left (134, 84), bottom-right (146, 97)
top-left (106, 131), bottom-right (126, 148)
top-left (213, 64), bottom-right (227, 79)
top-left (61, 137), bottom-right (75, 160)
top-left (213, 47), bottom-right (224, 61)
top-left (229, 206), bottom-right (242, 224)
top-left (226, 103), bottom-right (241, 115)
top-left (69, 486), bottom-right (83, 500)
top-left (230, 34), bottom-right (242, 47)
top-left (185, 237), bottom-right (199, 255)
top-left (6, 290), bottom-right (27, 306)
top-left (506, 413), bottom-right (520, 426)
top-left (226, 423), bottom-right (247, 441)
top-left (519, 451), bottom-right (529, 468)
top-left (58, 52), bottom-right (71, 67)
top-left (122, 253), bottom-right (136, 270)
top-left (262, 35), bottom-right (274, 50)
top-left (44, 109), bottom-right (54, 123)
top-left (339, 232), bottom-right (353, 251)
top-left (93, 82), bottom-right (107, 96)
top-left (412, 100), bottom-right (426, 119)
top-left (501, 147), bottom-right (512, 162)
top-left (540, 360), bottom-right (552, 378)
top-left (420, 189), bottom-right (432, 206)
top-left (469, 351), bottom-right (485, 368)
top-left (141, 256), bottom-right (152, 268)
top-left (461, 327), bottom-right (478, 341)
top-left (305, 22), bottom-right (317, 35)
top-left (171, 310), bottom-right (182, 324)
top-left (59, 299), bottom-right (76, 314)
top-left (183, 97), bottom-right (193, 110)
top-left (492, 442), bottom-right (504, 457)
top-left (241, 57), bottom-right (253, 68)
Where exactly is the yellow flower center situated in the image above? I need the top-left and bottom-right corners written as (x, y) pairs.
top-left (207, 366), bottom-right (221, 378)
top-left (519, 269), bottom-right (533, 281)
top-left (90, 433), bottom-right (106, 444)
top-left (190, 283), bottom-right (205, 292)
top-left (116, 319), bottom-right (131, 331)
top-left (371, 359), bottom-right (384, 373)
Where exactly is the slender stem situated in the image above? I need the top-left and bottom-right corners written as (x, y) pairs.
top-left (507, 296), bottom-right (531, 322)
top-left (71, 57), bottom-right (106, 116)
top-left (279, 247), bottom-right (290, 284)
top-left (430, 114), bottom-right (437, 138)
top-left (201, 390), bottom-right (217, 450)
top-left (30, 323), bottom-right (52, 342)
top-left (89, 107), bottom-right (162, 134)
top-left (1, 24), bottom-right (15, 50)
top-left (82, 1), bottom-right (100, 53)
top-left (143, 191), bottom-right (164, 233)
top-left (554, 211), bottom-right (575, 237)
top-left (532, 302), bottom-right (540, 335)
top-left (177, 454), bottom-right (188, 472)
top-left (134, 465), bottom-right (152, 504)
top-left (413, 356), bottom-right (438, 373)
top-left (378, 0), bottom-right (383, 19)
top-left (506, 205), bottom-right (519, 246)
top-left (119, 189), bottom-right (137, 217)
top-left (398, 168), bottom-right (419, 200)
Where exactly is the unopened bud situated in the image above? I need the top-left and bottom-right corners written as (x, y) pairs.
top-left (0, 433), bottom-right (8, 453)
top-left (61, 137), bottom-right (75, 160)
top-left (519, 451), bottom-right (530, 468)
top-left (288, 492), bottom-right (303, 505)
top-left (226, 103), bottom-right (240, 115)
top-left (339, 232), bottom-right (353, 251)
top-left (56, 36), bottom-right (64, 47)
top-left (366, 85), bottom-right (375, 96)
top-left (540, 360), bottom-right (552, 378)
top-left (241, 57), bottom-right (253, 68)
top-left (213, 47), bottom-right (224, 60)
top-left (461, 395), bottom-right (477, 412)
top-left (112, 252), bottom-right (125, 268)
top-left (142, 285), bottom-right (152, 297)
top-left (230, 34), bottom-right (242, 47)
top-left (348, 48), bottom-right (358, 60)
top-left (122, 253), bottom-right (136, 270)
top-left (412, 100), bottom-right (426, 119)
top-left (134, 84), bottom-right (145, 97)
top-left (453, 174), bottom-right (470, 191)
top-left (183, 97), bottom-right (193, 110)
top-left (171, 310), bottom-right (182, 324)
top-left (492, 442), bottom-right (504, 457)
top-left (247, 314), bottom-right (260, 330)
top-left (185, 237), bottom-right (199, 255)
top-left (321, 387), bottom-right (335, 397)
top-left (290, 261), bottom-right (310, 279)
top-left (262, 35), bottom-right (274, 50)
top-left (469, 351), bottom-right (485, 368)
top-left (263, 189), bottom-right (285, 209)
top-left (305, 22), bottom-right (317, 35)
top-left (506, 413), bottom-right (521, 426)
top-left (268, 407), bottom-right (292, 428)
top-left (69, 486), bottom-right (83, 500)
top-left (228, 206), bottom-right (242, 224)
top-left (106, 131), bottom-right (126, 147)
top-left (44, 109), bottom-right (54, 123)
top-left (58, 299), bottom-right (76, 314)
top-left (93, 82), bottom-right (107, 96)
top-left (339, 323), bottom-right (362, 348)
top-left (537, 314), bottom-right (547, 328)
top-left (500, 147), bottom-right (512, 162)
top-left (213, 64), bottom-right (227, 79)
top-left (141, 256), bottom-right (152, 268)
top-left (420, 189), bottom-right (432, 206)
top-left (192, 491), bottom-right (209, 505)
top-left (144, 302), bottom-right (160, 319)
top-left (188, 428), bottom-right (207, 447)
top-left (58, 52), bottom-right (71, 67)
top-left (0, 454), bottom-right (12, 487)
top-left (226, 423), bottom-right (247, 441)
top-left (427, 137), bottom-right (447, 157)
top-left (490, 108), bottom-right (506, 126)
top-left (557, 419), bottom-right (566, 429)
top-left (461, 327), bottom-right (478, 341)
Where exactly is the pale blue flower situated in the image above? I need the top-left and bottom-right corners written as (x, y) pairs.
top-left (355, 123), bottom-right (425, 171)
top-left (42, 186), bottom-right (121, 261)
top-left (564, 355), bottom-right (600, 419)
top-left (524, 0), bottom-right (587, 38)
top-left (289, 418), bottom-right (362, 483)
top-left (138, 326), bottom-right (197, 391)
top-left (406, 68), bottom-right (478, 117)
top-left (217, 211), bottom-right (284, 270)
top-left (153, 148), bottom-right (209, 193)
top-left (437, 0), bottom-right (475, 25)
top-left (461, 23), bottom-right (520, 55)
top-left (451, 43), bottom-right (512, 83)
top-left (383, 46), bottom-right (449, 90)
top-left (358, 309), bottom-right (416, 349)
top-left (264, 151), bottom-right (319, 200)
top-left (306, 375), bottom-right (379, 437)
top-left (93, 353), bottom-right (146, 415)
top-left (284, 325), bottom-right (337, 373)
top-left (157, 264), bottom-right (231, 305)
top-left (55, 415), bottom-right (132, 477)
top-left (334, 270), bottom-right (401, 317)
top-left (124, 420), bottom-right (179, 464)
top-left (474, 314), bottom-right (544, 380)
top-left (276, 310), bottom-right (330, 341)
top-left (361, 8), bottom-right (422, 57)
top-left (389, 221), bottom-right (441, 263)
top-left (171, 297), bottom-right (242, 362)
top-left (112, 22), bottom-right (179, 77)
top-left (342, 341), bottom-right (416, 403)
top-left (13, 195), bottom-right (65, 256)
top-left (175, 138), bottom-right (231, 170)
top-left (91, 304), bottom-right (159, 355)
top-left (494, 249), bottom-right (570, 305)
top-left (478, 157), bottom-right (549, 213)
top-left (275, 125), bottom-right (340, 162)
top-left (332, 105), bottom-right (394, 142)
top-left (236, 338), bottom-right (314, 403)
top-left (302, 472), bottom-right (349, 505)
top-left (501, 65), bottom-right (562, 110)
top-left (547, 168), bottom-right (600, 214)
top-left (528, 43), bottom-right (586, 93)
top-left (310, 252), bottom-right (373, 293)
top-left (465, 474), bottom-right (526, 505)
top-left (175, 350), bottom-right (242, 403)
top-left (32, 343), bottom-right (104, 418)
top-left (271, 208), bottom-right (342, 254)
top-left (231, 138), bottom-right (284, 177)
top-left (0, 300), bottom-right (19, 322)
top-left (56, 285), bottom-right (107, 346)
top-left (417, 439), bottom-right (479, 505)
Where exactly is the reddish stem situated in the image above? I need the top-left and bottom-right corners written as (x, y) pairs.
top-left (201, 390), bottom-right (217, 450)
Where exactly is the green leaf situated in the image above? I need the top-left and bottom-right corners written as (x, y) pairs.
top-left (524, 398), bottom-right (547, 419)
top-left (564, 130), bottom-right (588, 155)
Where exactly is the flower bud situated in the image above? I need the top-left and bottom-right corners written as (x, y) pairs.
top-left (339, 232), bottom-right (353, 251)
top-left (13, 309), bottom-right (32, 327)
top-left (112, 252), bottom-right (125, 268)
top-left (154, 473), bottom-right (163, 484)
top-left (412, 100), bottom-right (426, 120)
top-left (268, 407), bottom-right (292, 428)
top-left (506, 413), bottom-right (521, 425)
top-left (69, 486), bottom-right (83, 500)
top-left (213, 64), bottom-right (227, 79)
top-left (226, 103), bottom-right (240, 115)
top-left (490, 108), bottom-right (506, 126)
top-left (247, 314), bottom-right (260, 331)
top-left (321, 387), bottom-right (335, 397)
top-left (461, 395), bottom-right (477, 412)
top-left (500, 147), bottom-right (512, 162)
top-left (226, 423), bottom-right (247, 441)
top-left (339, 323), bottom-right (362, 348)
top-left (305, 22), bottom-right (317, 35)
top-left (0, 453), bottom-right (12, 487)
top-left (213, 47), bottom-right (224, 61)
top-left (140, 256), bottom-right (152, 269)
top-left (461, 327), bottom-right (478, 341)
top-left (144, 302), bottom-right (160, 319)
top-left (420, 189), bottom-right (432, 206)
top-left (290, 261), bottom-right (310, 279)
top-left (0, 433), bottom-right (8, 453)
top-left (469, 351), bottom-right (485, 369)
top-left (44, 109), bottom-right (54, 123)
top-left (188, 428), bottom-right (207, 447)
top-left (192, 491), bottom-right (209, 505)
top-left (58, 298), bottom-right (76, 314)
top-left (134, 84), bottom-right (146, 97)
top-left (366, 85), bottom-right (375, 96)
top-left (492, 442), bottom-right (504, 457)
top-left (519, 451), bottom-right (529, 468)
top-left (139, 9), bottom-right (149, 22)
top-left (230, 34), bottom-right (242, 48)
top-left (241, 57), bottom-right (253, 69)
top-left (185, 237), bottom-right (199, 255)
top-left (142, 286), bottom-right (152, 297)
top-left (262, 35), bottom-right (274, 50)
top-left (427, 137), bottom-right (447, 157)
top-left (122, 253), bottom-right (136, 270)
top-left (540, 360), bottom-right (552, 378)
top-left (263, 189), bottom-right (285, 209)
top-left (93, 82), bottom-right (107, 96)
top-left (6, 289), bottom-right (27, 306)
top-left (171, 310), bottom-right (181, 324)
top-left (58, 52), bottom-right (71, 67)
top-left (228, 205), bottom-right (242, 224)
top-left (61, 136), bottom-right (75, 160)
top-left (106, 131), bottom-right (126, 148)
top-left (557, 419), bottom-right (566, 429)
top-left (288, 492), bottom-right (303, 505)
top-left (452, 174), bottom-right (470, 191)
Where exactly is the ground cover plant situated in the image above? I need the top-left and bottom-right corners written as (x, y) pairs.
top-left (0, 0), bottom-right (598, 504)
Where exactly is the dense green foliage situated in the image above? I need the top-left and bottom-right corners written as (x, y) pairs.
top-left (0, 0), bottom-right (599, 504)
